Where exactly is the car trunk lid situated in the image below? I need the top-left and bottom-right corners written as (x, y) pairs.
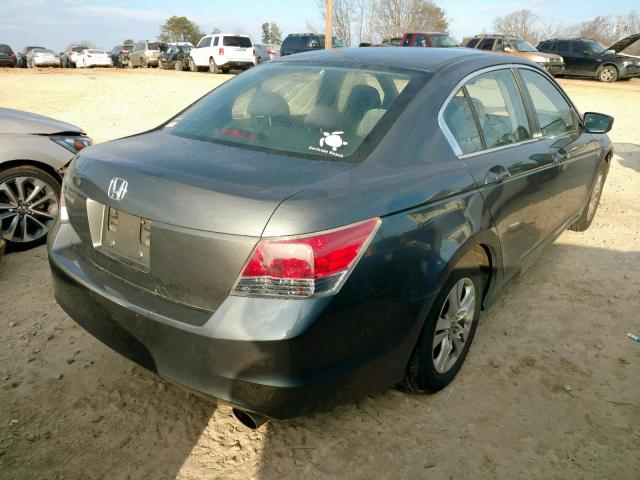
top-left (64, 130), bottom-right (353, 311)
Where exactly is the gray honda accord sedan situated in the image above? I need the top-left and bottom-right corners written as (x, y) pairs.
top-left (48, 48), bottom-right (613, 428)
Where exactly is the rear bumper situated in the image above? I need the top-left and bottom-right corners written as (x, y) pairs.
top-left (218, 60), bottom-right (254, 69)
top-left (48, 221), bottom-right (421, 419)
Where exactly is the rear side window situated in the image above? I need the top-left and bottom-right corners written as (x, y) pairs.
top-left (213, 37), bottom-right (219, 46)
top-left (570, 42), bottom-right (584, 54)
top-left (167, 65), bottom-right (424, 162)
top-left (197, 37), bottom-right (211, 48)
top-left (538, 41), bottom-right (551, 50)
top-left (442, 90), bottom-right (483, 154)
top-left (478, 38), bottom-right (495, 50)
top-left (147, 43), bottom-right (160, 50)
top-left (223, 36), bottom-right (252, 48)
top-left (519, 69), bottom-right (577, 136)
top-left (557, 41), bottom-right (570, 52)
top-left (463, 69), bottom-right (531, 149)
top-left (402, 35), bottom-right (413, 46)
top-left (466, 38), bottom-right (479, 48)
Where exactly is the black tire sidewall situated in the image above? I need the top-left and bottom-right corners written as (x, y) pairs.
top-left (407, 268), bottom-right (483, 393)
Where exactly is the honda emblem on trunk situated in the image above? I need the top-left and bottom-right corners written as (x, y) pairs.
top-left (107, 178), bottom-right (128, 201)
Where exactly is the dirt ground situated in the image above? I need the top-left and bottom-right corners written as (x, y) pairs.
top-left (0, 68), bottom-right (639, 480)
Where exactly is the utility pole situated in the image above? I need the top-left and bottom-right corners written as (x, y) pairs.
top-left (325, 0), bottom-right (333, 49)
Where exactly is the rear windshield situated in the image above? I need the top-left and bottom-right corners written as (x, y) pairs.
top-left (148, 42), bottom-right (160, 50)
top-left (430, 34), bottom-right (459, 47)
top-left (72, 46), bottom-right (88, 52)
top-left (0, 45), bottom-right (12, 54)
top-left (223, 36), bottom-right (252, 48)
top-left (166, 64), bottom-right (428, 162)
top-left (34, 49), bottom-right (55, 54)
top-left (87, 50), bottom-right (104, 54)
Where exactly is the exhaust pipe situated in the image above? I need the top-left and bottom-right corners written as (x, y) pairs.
top-left (232, 408), bottom-right (268, 429)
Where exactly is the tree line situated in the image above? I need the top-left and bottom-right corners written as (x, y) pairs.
top-left (491, 9), bottom-right (640, 53)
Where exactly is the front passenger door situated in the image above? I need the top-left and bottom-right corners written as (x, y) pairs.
top-left (517, 68), bottom-right (600, 226)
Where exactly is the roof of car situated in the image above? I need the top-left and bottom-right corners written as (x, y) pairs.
top-left (274, 46), bottom-right (518, 72)
top-left (471, 34), bottom-right (519, 39)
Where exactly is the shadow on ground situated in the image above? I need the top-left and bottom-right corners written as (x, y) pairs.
top-left (2, 239), bottom-right (639, 479)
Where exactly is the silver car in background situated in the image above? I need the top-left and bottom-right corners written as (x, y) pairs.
top-left (26, 48), bottom-right (60, 68)
top-left (255, 44), bottom-right (280, 63)
top-left (0, 108), bottom-right (91, 248)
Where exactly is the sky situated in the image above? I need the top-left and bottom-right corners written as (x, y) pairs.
top-left (0, 0), bottom-right (637, 52)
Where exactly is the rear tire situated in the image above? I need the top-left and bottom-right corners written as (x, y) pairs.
top-left (174, 60), bottom-right (183, 71)
top-left (209, 57), bottom-right (220, 74)
top-left (404, 266), bottom-right (483, 393)
top-left (569, 160), bottom-right (609, 232)
top-left (597, 65), bottom-right (618, 83)
top-left (189, 58), bottom-right (198, 72)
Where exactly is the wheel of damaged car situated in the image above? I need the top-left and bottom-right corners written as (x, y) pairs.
top-left (175, 60), bottom-right (183, 71)
top-left (404, 267), bottom-right (483, 393)
top-left (597, 65), bottom-right (618, 83)
top-left (0, 166), bottom-right (61, 246)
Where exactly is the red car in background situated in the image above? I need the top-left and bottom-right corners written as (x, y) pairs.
top-left (401, 32), bottom-right (460, 48)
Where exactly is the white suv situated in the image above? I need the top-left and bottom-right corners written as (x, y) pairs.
top-left (189, 34), bottom-right (256, 73)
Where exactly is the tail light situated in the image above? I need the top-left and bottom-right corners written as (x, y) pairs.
top-left (11, 52), bottom-right (16, 58)
top-left (219, 47), bottom-right (224, 56)
top-left (268, 50), bottom-right (277, 56)
top-left (252, 48), bottom-right (256, 56)
top-left (232, 218), bottom-right (381, 298)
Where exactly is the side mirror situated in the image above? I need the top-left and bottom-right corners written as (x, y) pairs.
top-left (604, 49), bottom-right (615, 55)
top-left (583, 112), bottom-right (614, 134)
top-left (503, 46), bottom-right (513, 53)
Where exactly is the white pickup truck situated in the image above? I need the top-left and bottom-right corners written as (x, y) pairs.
top-left (189, 34), bottom-right (256, 73)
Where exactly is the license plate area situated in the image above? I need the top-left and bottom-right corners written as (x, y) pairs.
top-left (99, 207), bottom-right (151, 272)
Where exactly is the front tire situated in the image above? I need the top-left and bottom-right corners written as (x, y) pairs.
top-left (597, 65), bottom-right (618, 83)
top-left (189, 58), bottom-right (198, 72)
top-left (570, 160), bottom-right (609, 232)
top-left (175, 60), bottom-right (183, 71)
top-left (404, 267), bottom-right (483, 393)
top-left (0, 166), bottom-right (61, 247)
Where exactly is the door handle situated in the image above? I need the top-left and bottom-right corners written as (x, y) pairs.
top-left (553, 149), bottom-right (568, 163)
top-left (484, 166), bottom-right (510, 185)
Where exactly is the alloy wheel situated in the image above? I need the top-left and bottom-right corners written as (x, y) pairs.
top-left (599, 67), bottom-right (616, 82)
top-left (432, 278), bottom-right (476, 374)
top-left (0, 176), bottom-right (59, 244)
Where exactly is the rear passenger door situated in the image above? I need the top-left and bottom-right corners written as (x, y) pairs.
top-left (556, 40), bottom-right (580, 74)
top-left (441, 67), bottom-right (564, 279)
top-left (517, 68), bottom-right (600, 225)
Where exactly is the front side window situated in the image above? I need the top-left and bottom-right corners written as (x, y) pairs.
top-left (442, 90), bottom-right (483, 154)
top-left (167, 64), bottom-right (425, 162)
top-left (583, 40), bottom-right (606, 54)
top-left (464, 69), bottom-right (531, 149)
top-left (197, 37), bottom-right (211, 48)
top-left (402, 35), bottom-right (413, 46)
top-left (519, 69), bottom-right (577, 136)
